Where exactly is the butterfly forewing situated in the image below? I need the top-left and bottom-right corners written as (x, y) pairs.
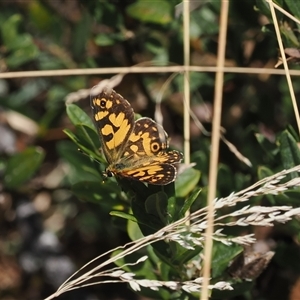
top-left (91, 89), bottom-right (135, 164)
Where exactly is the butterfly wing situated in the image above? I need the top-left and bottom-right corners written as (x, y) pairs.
top-left (110, 150), bottom-right (183, 185)
top-left (91, 89), bottom-right (135, 164)
top-left (91, 88), bottom-right (184, 185)
top-left (120, 163), bottom-right (177, 185)
top-left (123, 117), bottom-right (169, 158)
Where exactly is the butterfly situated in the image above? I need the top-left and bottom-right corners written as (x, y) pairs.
top-left (90, 88), bottom-right (183, 185)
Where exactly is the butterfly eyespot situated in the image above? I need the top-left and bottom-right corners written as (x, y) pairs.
top-left (151, 142), bottom-right (159, 152)
top-left (100, 99), bottom-right (106, 108)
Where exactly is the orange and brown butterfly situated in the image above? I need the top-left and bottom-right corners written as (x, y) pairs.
top-left (90, 88), bottom-right (183, 185)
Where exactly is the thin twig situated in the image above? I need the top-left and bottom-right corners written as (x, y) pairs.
top-left (267, 0), bottom-right (300, 135)
top-left (183, 0), bottom-right (191, 166)
top-left (3, 65), bottom-right (300, 79)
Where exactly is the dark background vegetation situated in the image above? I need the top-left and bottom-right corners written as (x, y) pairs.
top-left (1, 0), bottom-right (300, 299)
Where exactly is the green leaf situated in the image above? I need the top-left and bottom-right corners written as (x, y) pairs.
top-left (178, 187), bottom-right (201, 218)
top-left (4, 147), bottom-right (45, 189)
top-left (166, 188), bottom-right (201, 223)
top-left (28, 0), bottom-right (54, 31)
top-left (280, 22), bottom-right (300, 47)
top-left (72, 11), bottom-right (92, 57)
top-left (218, 164), bottom-right (235, 195)
top-left (174, 246), bottom-right (203, 266)
top-left (127, 217), bottom-right (144, 241)
top-left (56, 140), bottom-right (103, 184)
top-left (126, 0), bottom-right (172, 25)
top-left (111, 211), bottom-right (137, 223)
top-left (75, 124), bottom-right (101, 152)
top-left (175, 167), bottom-right (201, 197)
top-left (255, 0), bottom-right (271, 19)
top-left (285, 0), bottom-right (300, 21)
top-left (257, 166), bottom-right (276, 204)
top-left (257, 166), bottom-right (273, 180)
top-left (66, 104), bottom-right (94, 128)
top-left (6, 42), bottom-right (39, 68)
top-left (287, 124), bottom-right (300, 141)
top-left (274, 189), bottom-right (300, 206)
top-left (192, 150), bottom-right (209, 181)
top-left (113, 209), bottom-right (163, 232)
top-left (279, 130), bottom-right (300, 179)
top-left (145, 191), bottom-right (168, 223)
top-left (63, 124), bottom-right (104, 163)
top-left (1, 14), bottom-right (39, 68)
top-left (255, 133), bottom-right (278, 158)
top-left (3, 79), bottom-right (49, 109)
top-left (94, 34), bottom-right (116, 46)
top-left (72, 181), bottom-right (118, 206)
top-left (47, 86), bottom-right (69, 109)
top-left (166, 195), bottom-right (178, 223)
top-left (211, 242), bottom-right (243, 277)
top-left (1, 14), bottom-right (22, 49)
top-left (4, 33), bottom-right (35, 52)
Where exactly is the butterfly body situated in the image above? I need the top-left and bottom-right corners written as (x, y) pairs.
top-left (91, 89), bottom-right (183, 185)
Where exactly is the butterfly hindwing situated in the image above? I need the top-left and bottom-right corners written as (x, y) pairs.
top-left (124, 117), bottom-right (169, 158)
top-left (119, 162), bottom-right (177, 185)
top-left (108, 150), bottom-right (183, 185)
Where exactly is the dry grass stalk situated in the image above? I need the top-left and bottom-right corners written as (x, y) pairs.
top-left (44, 165), bottom-right (300, 300)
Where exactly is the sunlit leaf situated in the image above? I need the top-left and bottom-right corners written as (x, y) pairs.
top-left (175, 168), bottom-right (201, 198)
top-left (126, 0), bottom-right (172, 25)
top-left (66, 104), bottom-right (94, 128)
